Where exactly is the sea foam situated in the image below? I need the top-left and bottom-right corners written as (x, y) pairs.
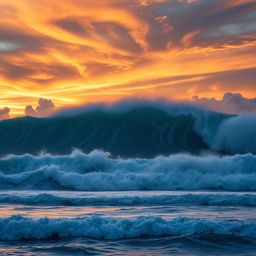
top-left (1, 215), bottom-right (256, 241)
top-left (1, 150), bottom-right (256, 191)
top-left (1, 192), bottom-right (256, 206)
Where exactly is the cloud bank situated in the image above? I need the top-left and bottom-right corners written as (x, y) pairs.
top-left (25, 98), bottom-right (55, 117)
top-left (0, 107), bottom-right (10, 120)
top-left (193, 92), bottom-right (256, 114)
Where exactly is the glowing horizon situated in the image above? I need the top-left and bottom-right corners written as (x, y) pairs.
top-left (0, 0), bottom-right (256, 117)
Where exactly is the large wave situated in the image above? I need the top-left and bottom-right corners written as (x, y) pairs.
top-left (1, 100), bottom-right (255, 156)
top-left (2, 100), bottom-right (251, 157)
top-left (1, 150), bottom-right (256, 191)
top-left (1, 215), bottom-right (256, 241)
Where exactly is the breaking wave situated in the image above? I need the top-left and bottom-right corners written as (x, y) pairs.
top-left (1, 192), bottom-right (256, 206)
top-left (2, 100), bottom-right (256, 157)
top-left (1, 150), bottom-right (256, 191)
top-left (1, 215), bottom-right (256, 241)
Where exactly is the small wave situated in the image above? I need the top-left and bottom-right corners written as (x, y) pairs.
top-left (1, 215), bottom-right (256, 241)
top-left (1, 193), bottom-right (256, 206)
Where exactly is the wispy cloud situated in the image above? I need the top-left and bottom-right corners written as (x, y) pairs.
top-left (0, 0), bottom-right (255, 116)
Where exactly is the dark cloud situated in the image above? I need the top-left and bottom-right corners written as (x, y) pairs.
top-left (55, 18), bottom-right (143, 54)
top-left (31, 64), bottom-right (82, 84)
top-left (0, 59), bottom-right (35, 80)
top-left (0, 107), bottom-right (10, 120)
top-left (0, 29), bottom-right (46, 54)
top-left (84, 62), bottom-right (121, 77)
top-left (55, 17), bottom-right (91, 37)
top-left (193, 92), bottom-right (256, 114)
top-left (143, 0), bottom-right (256, 50)
top-left (25, 98), bottom-right (55, 117)
top-left (93, 22), bottom-right (143, 54)
top-left (0, 58), bottom-right (81, 83)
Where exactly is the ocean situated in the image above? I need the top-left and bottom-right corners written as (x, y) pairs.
top-left (1, 189), bottom-right (256, 255)
top-left (0, 102), bottom-right (256, 255)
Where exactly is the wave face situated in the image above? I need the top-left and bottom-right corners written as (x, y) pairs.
top-left (1, 100), bottom-right (256, 156)
top-left (1, 150), bottom-right (256, 191)
top-left (0, 102), bottom-right (230, 157)
top-left (1, 215), bottom-right (256, 241)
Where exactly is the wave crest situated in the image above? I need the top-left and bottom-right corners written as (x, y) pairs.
top-left (1, 192), bottom-right (256, 206)
top-left (1, 215), bottom-right (255, 241)
top-left (1, 150), bottom-right (256, 191)
top-left (1, 101), bottom-right (256, 155)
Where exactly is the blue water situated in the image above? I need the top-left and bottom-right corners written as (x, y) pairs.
top-left (1, 103), bottom-right (256, 255)
top-left (0, 190), bottom-right (256, 255)
top-left (0, 102), bottom-right (240, 158)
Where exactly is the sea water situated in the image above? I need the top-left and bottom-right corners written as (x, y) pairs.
top-left (0, 151), bottom-right (256, 255)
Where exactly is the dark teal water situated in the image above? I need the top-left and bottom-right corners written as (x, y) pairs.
top-left (0, 105), bottom-right (227, 157)
top-left (1, 103), bottom-right (255, 255)
top-left (0, 190), bottom-right (256, 255)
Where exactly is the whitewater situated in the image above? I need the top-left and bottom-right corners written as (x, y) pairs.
top-left (1, 151), bottom-right (256, 255)
top-left (1, 103), bottom-right (256, 255)
top-left (1, 150), bottom-right (256, 191)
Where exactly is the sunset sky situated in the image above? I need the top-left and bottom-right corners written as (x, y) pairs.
top-left (0, 0), bottom-right (255, 117)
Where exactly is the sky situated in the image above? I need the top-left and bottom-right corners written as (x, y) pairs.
top-left (0, 0), bottom-right (255, 118)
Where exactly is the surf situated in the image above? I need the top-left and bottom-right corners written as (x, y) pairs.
top-left (1, 215), bottom-right (256, 241)
top-left (1, 150), bottom-right (256, 191)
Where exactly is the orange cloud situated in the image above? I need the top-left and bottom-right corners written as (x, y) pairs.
top-left (0, 0), bottom-right (255, 117)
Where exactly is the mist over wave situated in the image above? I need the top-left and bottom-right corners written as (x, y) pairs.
top-left (212, 114), bottom-right (256, 153)
top-left (1, 150), bottom-right (256, 191)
